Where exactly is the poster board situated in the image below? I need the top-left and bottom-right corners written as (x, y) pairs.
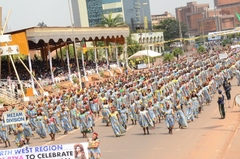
top-left (3, 110), bottom-right (26, 125)
top-left (0, 142), bottom-right (89, 159)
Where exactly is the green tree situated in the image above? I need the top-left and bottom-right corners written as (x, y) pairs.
top-left (57, 45), bottom-right (75, 59)
top-left (172, 48), bottom-right (183, 60)
top-left (37, 22), bottom-right (47, 27)
top-left (127, 36), bottom-right (143, 57)
top-left (163, 53), bottom-right (175, 62)
top-left (197, 45), bottom-right (206, 53)
top-left (154, 18), bottom-right (188, 41)
top-left (99, 12), bottom-right (125, 27)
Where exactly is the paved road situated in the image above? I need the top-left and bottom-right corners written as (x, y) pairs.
top-left (2, 78), bottom-right (240, 159)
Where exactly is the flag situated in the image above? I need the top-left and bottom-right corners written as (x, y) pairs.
top-left (235, 12), bottom-right (240, 22)
top-left (81, 39), bottom-right (87, 54)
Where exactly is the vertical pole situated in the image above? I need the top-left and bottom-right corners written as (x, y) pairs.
top-left (65, 43), bottom-right (71, 81)
top-left (9, 55), bottom-right (25, 97)
top-left (28, 53), bottom-right (35, 90)
top-left (94, 43), bottom-right (99, 75)
top-left (47, 43), bottom-right (55, 84)
top-left (105, 47), bottom-right (109, 69)
top-left (68, 0), bottom-right (82, 88)
top-left (0, 7), bottom-right (2, 80)
top-left (124, 37), bottom-right (129, 69)
top-left (81, 43), bottom-right (88, 81)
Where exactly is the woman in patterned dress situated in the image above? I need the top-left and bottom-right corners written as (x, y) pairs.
top-left (14, 123), bottom-right (25, 147)
top-left (129, 99), bottom-right (138, 125)
top-left (78, 109), bottom-right (90, 138)
top-left (101, 99), bottom-right (111, 126)
top-left (138, 106), bottom-right (154, 135)
top-left (118, 104), bottom-right (128, 129)
top-left (185, 96), bottom-right (194, 123)
top-left (191, 91), bottom-right (200, 118)
top-left (88, 132), bottom-right (101, 159)
top-left (46, 112), bottom-right (60, 141)
top-left (175, 100), bottom-right (188, 129)
top-left (22, 116), bottom-right (34, 145)
top-left (165, 103), bottom-right (175, 134)
top-left (147, 101), bottom-right (156, 128)
top-left (35, 109), bottom-right (47, 139)
top-left (60, 106), bottom-right (72, 135)
top-left (109, 106), bottom-right (126, 137)
top-left (0, 116), bottom-right (10, 147)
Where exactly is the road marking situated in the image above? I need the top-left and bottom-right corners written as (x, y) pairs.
top-left (153, 148), bottom-right (164, 150)
top-left (126, 126), bottom-right (133, 131)
top-left (43, 118), bottom-right (101, 146)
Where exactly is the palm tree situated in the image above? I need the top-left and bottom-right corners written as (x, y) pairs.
top-left (163, 53), bottom-right (175, 63)
top-left (172, 48), bottom-right (183, 60)
top-left (37, 22), bottom-right (47, 27)
top-left (99, 12), bottom-right (126, 27)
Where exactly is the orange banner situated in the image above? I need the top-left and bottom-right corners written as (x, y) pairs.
top-left (4, 31), bottom-right (29, 55)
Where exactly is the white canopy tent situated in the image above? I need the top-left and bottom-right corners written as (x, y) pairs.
top-left (128, 50), bottom-right (162, 59)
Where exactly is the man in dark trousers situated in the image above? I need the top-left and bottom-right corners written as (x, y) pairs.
top-left (217, 90), bottom-right (225, 119)
top-left (223, 77), bottom-right (231, 107)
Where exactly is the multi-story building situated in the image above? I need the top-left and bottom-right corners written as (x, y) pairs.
top-left (176, 1), bottom-right (238, 37)
top-left (131, 32), bottom-right (164, 53)
top-left (71, 0), bottom-right (103, 27)
top-left (151, 12), bottom-right (175, 26)
top-left (72, 0), bottom-right (152, 31)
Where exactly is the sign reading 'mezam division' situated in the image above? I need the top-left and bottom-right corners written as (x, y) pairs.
top-left (3, 110), bottom-right (26, 125)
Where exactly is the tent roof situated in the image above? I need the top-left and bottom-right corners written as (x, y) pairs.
top-left (5, 26), bottom-right (130, 50)
top-left (128, 50), bottom-right (162, 59)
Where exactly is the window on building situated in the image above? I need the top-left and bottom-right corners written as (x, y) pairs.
top-left (102, 0), bottom-right (121, 4)
top-left (103, 7), bottom-right (123, 14)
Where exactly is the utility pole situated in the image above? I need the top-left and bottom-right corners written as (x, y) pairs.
top-left (0, 7), bottom-right (2, 80)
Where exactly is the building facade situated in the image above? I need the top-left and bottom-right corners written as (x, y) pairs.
top-left (72, 0), bottom-right (152, 31)
top-left (131, 32), bottom-right (164, 53)
top-left (71, 0), bottom-right (103, 27)
top-left (176, 1), bottom-right (238, 37)
top-left (151, 12), bottom-right (175, 26)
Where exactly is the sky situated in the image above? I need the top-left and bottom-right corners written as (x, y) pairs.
top-left (0, 0), bottom-right (214, 31)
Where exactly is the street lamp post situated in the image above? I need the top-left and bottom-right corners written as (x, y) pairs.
top-left (178, 18), bottom-right (185, 56)
top-left (142, 2), bottom-right (150, 68)
top-left (202, 12), bottom-right (205, 44)
top-left (68, 0), bottom-right (82, 88)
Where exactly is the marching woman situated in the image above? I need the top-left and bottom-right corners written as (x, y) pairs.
top-left (129, 99), bottom-right (138, 125)
top-left (46, 112), bottom-right (60, 141)
top-left (35, 109), bottom-right (47, 139)
top-left (191, 91), bottom-right (200, 118)
top-left (14, 123), bottom-right (26, 148)
top-left (60, 105), bottom-right (73, 135)
top-left (78, 109), bottom-right (90, 138)
top-left (175, 100), bottom-right (188, 129)
top-left (138, 106), bottom-right (154, 135)
top-left (118, 104), bottom-right (128, 129)
top-left (85, 106), bottom-right (95, 133)
top-left (185, 96), bottom-right (194, 123)
top-left (91, 94), bottom-right (100, 118)
top-left (153, 97), bottom-right (162, 123)
top-left (88, 132), bottom-right (101, 159)
top-left (109, 106), bottom-right (126, 137)
top-left (70, 104), bottom-right (79, 129)
top-left (101, 99), bottom-right (111, 126)
top-left (22, 116), bottom-right (34, 145)
top-left (147, 101), bottom-right (156, 128)
top-left (165, 103), bottom-right (175, 134)
top-left (26, 105), bottom-right (37, 131)
top-left (0, 116), bottom-right (11, 147)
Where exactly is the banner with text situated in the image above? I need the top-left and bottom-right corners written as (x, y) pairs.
top-left (0, 142), bottom-right (89, 159)
top-left (3, 110), bottom-right (26, 125)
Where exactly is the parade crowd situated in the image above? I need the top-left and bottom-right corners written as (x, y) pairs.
top-left (0, 46), bottom-right (240, 159)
